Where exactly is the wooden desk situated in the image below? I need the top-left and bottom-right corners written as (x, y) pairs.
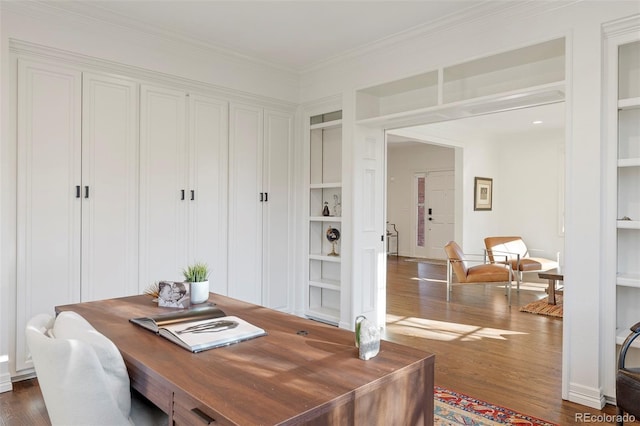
top-left (56, 294), bottom-right (434, 425)
top-left (538, 269), bottom-right (563, 305)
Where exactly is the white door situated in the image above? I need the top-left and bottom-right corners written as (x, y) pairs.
top-left (413, 170), bottom-right (454, 259)
top-left (139, 84), bottom-right (188, 285)
top-left (228, 103), bottom-right (264, 305)
top-left (425, 170), bottom-right (455, 259)
top-left (16, 59), bottom-right (82, 371)
top-left (188, 94), bottom-right (229, 296)
top-left (81, 73), bottom-right (139, 301)
top-left (262, 109), bottom-right (293, 311)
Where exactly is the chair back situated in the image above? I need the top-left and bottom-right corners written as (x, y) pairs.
top-left (26, 312), bottom-right (134, 425)
top-left (484, 236), bottom-right (528, 262)
top-left (444, 241), bottom-right (468, 282)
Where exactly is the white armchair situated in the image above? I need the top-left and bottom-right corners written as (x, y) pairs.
top-left (484, 236), bottom-right (559, 291)
top-left (25, 311), bottom-right (167, 426)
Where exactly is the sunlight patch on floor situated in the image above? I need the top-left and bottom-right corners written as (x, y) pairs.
top-left (497, 282), bottom-right (548, 292)
top-left (386, 314), bottom-right (527, 342)
top-left (411, 277), bottom-right (447, 283)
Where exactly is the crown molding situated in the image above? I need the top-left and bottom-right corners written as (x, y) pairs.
top-left (301, 0), bottom-right (581, 74)
top-left (602, 13), bottom-right (640, 37)
top-left (9, 39), bottom-right (298, 111)
top-left (2, 0), bottom-right (301, 76)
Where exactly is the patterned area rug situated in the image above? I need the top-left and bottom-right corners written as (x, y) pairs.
top-left (435, 386), bottom-right (558, 425)
top-left (519, 295), bottom-right (563, 318)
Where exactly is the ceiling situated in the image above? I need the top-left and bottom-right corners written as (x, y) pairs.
top-left (42, 0), bottom-right (494, 71)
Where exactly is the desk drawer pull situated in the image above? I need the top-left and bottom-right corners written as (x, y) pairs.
top-left (191, 407), bottom-right (216, 424)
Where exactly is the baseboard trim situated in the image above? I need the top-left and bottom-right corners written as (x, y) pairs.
top-left (568, 382), bottom-right (606, 409)
top-left (0, 356), bottom-right (13, 393)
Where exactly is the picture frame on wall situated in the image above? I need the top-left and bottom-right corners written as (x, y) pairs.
top-left (474, 177), bottom-right (493, 211)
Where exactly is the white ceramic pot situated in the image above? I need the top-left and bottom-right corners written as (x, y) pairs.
top-left (189, 280), bottom-right (210, 304)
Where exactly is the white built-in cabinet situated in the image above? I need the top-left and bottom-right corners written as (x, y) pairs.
top-left (139, 85), bottom-right (228, 292)
top-left (16, 60), bottom-right (139, 370)
top-left (227, 103), bottom-right (293, 311)
top-left (604, 16), bottom-right (640, 399)
top-left (306, 111), bottom-right (343, 325)
top-left (12, 50), bottom-right (293, 377)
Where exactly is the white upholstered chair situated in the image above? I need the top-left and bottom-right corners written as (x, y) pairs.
top-left (25, 311), bottom-right (167, 426)
top-left (484, 236), bottom-right (559, 291)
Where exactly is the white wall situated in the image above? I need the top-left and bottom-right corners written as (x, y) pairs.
top-left (387, 143), bottom-right (455, 257)
top-left (388, 131), bottom-right (564, 261)
top-left (494, 132), bottom-right (565, 261)
top-left (0, 3), bottom-right (299, 103)
top-left (299, 1), bottom-right (640, 408)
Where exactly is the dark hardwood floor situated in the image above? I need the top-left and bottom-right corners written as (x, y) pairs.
top-left (0, 256), bottom-right (632, 425)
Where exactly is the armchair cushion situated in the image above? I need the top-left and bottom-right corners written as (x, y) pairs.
top-left (466, 264), bottom-right (513, 283)
top-left (26, 313), bottom-right (133, 425)
top-left (51, 311), bottom-right (131, 419)
top-left (484, 236), bottom-right (558, 272)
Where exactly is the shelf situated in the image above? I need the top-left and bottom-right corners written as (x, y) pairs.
top-left (619, 97), bottom-right (640, 110)
top-left (617, 220), bottom-right (640, 229)
top-left (617, 273), bottom-right (640, 288)
top-left (309, 216), bottom-right (342, 222)
top-left (618, 158), bottom-right (640, 167)
top-left (617, 327), bottom-right (640, 348)
top-left (306, 307), bottom-right (340, 326)
top-left (309, 279), bottom-right (340, 291)
top-left (310, 119), bottom-right (342, 130)
top-left (309, 183), bottom-right (342, 189)
top-left (309, 254), bottom-right (341, 263)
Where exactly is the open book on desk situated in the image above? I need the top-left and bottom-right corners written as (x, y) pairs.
top-left (130, 304), bottom-right (226, 333)
top-left (130, 307), bottom-right (266, 353)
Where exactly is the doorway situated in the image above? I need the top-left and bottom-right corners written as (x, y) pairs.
top-left (412, 170), bottom-right (454, 260)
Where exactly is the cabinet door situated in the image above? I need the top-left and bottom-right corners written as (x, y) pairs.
top-left (139, 85), bottom-right (188, 286)
top-left (187, 94), bottom-right (229, 295)
top-left (16, 59), bottom-right (82, 371)
top-left (81, 73), bottom-right (139, 301)
top-left (228, 103), bottom-right (264, 304)
top-left (262, 110), bottom-right (293, 310)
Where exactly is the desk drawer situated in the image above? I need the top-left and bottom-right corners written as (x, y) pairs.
top-left (173, 391), bottom-right (233, 426)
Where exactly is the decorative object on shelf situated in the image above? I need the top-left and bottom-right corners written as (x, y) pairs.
top-left (326, 226), bottom-right (340, 256)
top-left (355, 315), bottom-right (380, 360)
top-left (158, 281), bottom-right (190, 308)
top-left (183, 262), bottom-right (211, 304)
top-left (322, 201), bottom-right (330, 216)
top-left (474, 177), bottom-right (493, 211)
top-left (333, 194), bottom-right (341, 217)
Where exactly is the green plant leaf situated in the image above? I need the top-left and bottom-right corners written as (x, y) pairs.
top-left (182, 262), bottom-right (211, 282)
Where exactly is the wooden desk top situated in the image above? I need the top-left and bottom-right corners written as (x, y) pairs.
top-left (56, 294), bottom-right (434, 425)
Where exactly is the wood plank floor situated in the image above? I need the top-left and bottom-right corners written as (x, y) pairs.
top-left (0, 256), bottom-right (632, 425)
top-left (384, 256), bottom-right (627, 425)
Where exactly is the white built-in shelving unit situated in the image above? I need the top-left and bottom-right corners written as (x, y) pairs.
top-left (604, 20), bottom-right (640, 358)
top-left (355, 38), bottom-right (565, 125)
top-left (306, 111), bottom-right (343, 325)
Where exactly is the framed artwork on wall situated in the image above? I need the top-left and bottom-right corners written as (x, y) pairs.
top-left (474, 177), bottom-right (493, 211)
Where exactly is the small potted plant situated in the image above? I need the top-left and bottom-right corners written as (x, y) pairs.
top-left (183, 262), bottom-right (211, 304)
